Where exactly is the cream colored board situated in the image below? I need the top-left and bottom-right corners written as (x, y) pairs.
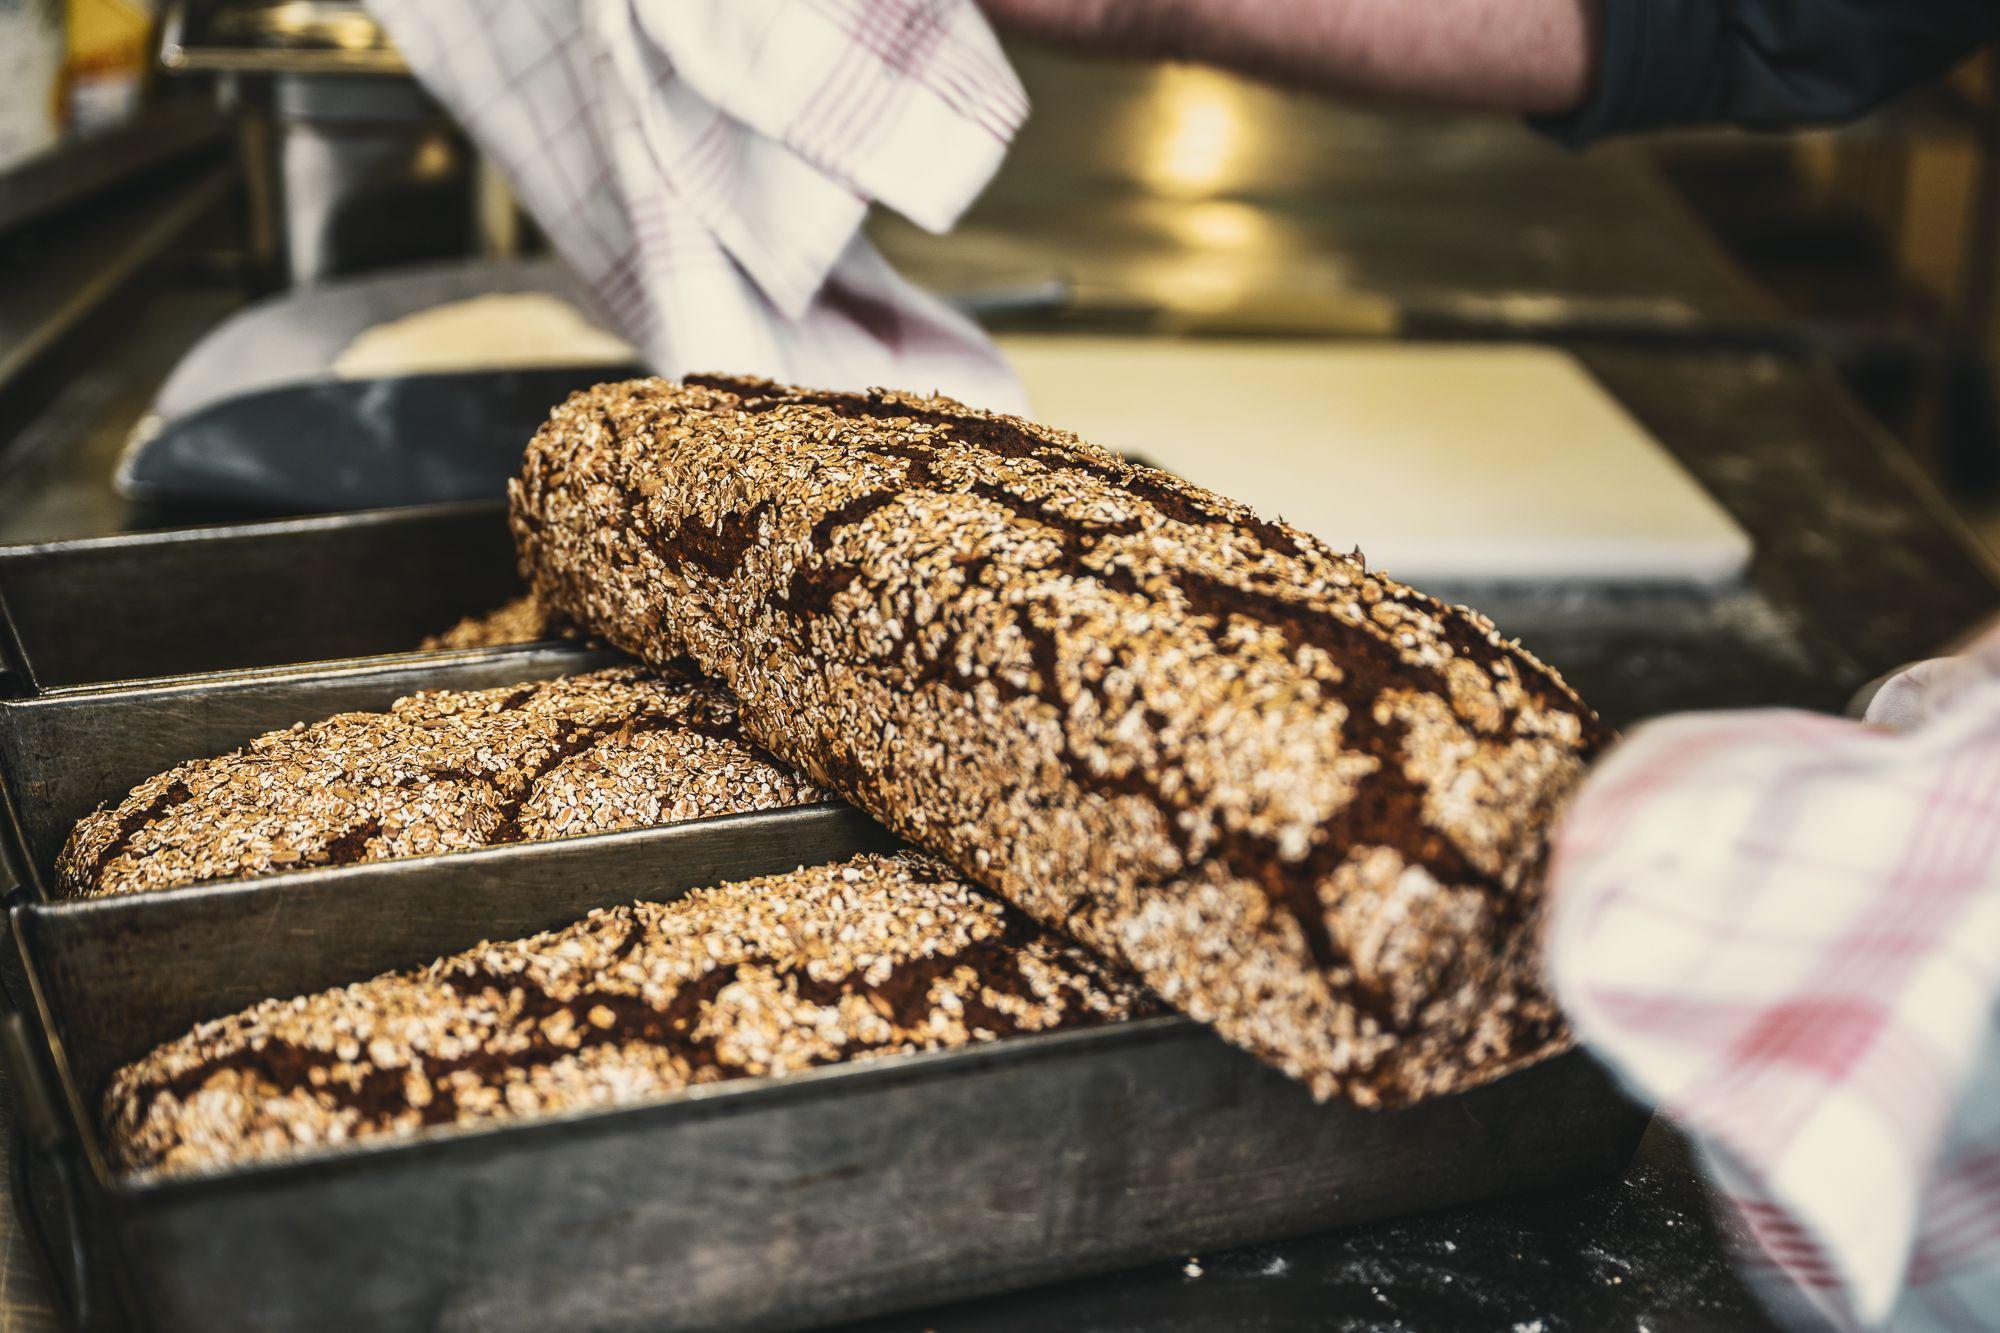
top-left (998, 337), bottom-right (1752, 584)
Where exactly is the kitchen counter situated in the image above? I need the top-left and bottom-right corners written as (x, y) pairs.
top-left (3, 51), bottom-right (1997, 1332)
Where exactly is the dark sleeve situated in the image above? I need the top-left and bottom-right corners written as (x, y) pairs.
top-left (1536, 0), bottom-right (2000, 148)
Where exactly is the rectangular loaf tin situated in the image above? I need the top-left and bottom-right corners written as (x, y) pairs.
top-left (0, 576), bottom-right (1649, 1331)
top-left (2, 812), bottom-right (1647, 1333)
top-left (0, 501), bottom-right (528, 696)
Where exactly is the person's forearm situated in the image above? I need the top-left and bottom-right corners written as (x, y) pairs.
top-left (977, 0), bottom-right (1600, 115)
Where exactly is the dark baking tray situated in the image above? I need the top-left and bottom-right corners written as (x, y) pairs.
top-left (0, 645), bottom-right (626, 901)
top-left (0, 501), bottom-right (529, 696)
top-left (1, 814), bottom-right (1648, 1333)
top-left (0, 606), bottom-right (1649, 1330)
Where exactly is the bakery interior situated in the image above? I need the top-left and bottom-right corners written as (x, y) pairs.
top-left (2, 3), bottom-right (1999, 1331)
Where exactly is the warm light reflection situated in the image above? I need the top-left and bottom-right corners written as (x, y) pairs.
top-left (1168, 199), bottom-right (1274, 251)
top-left (1139, 257), bottom-right (1252, 314)
top-left (1143, 67), bottom-right (1254, 198)
top-left (260, 2), bottom-right (382, 49)
top-left (409, 136), bottom-right (459, 181)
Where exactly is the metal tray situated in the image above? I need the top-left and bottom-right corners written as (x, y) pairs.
top-left (0, 646), bottom-right (629, 901)
top-left (1, 811), bottom-right (1647, 1333)
top-left (0, 501), bottom-right (528, 696)
top-left (0, 582), bottom-right (1648, 1330)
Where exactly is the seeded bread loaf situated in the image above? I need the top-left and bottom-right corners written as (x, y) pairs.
top-left (512, 376), bottom-right (1607, 1107)
top-left (105, 851), bottom-right (1154, 1177)
top-left (420, 593), bottom-right (558, 650)
top-left (57, 666), bottom-right (823, 898)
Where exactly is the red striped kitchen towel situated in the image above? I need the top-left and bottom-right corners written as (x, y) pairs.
top-left (365, 0), bottom-right (1028, 410)
top-left (1550, 626), bottom-right (2000, 1330)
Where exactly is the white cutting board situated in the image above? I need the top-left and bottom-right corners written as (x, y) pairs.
top-left (999, 337), bottom-right (1751, 584)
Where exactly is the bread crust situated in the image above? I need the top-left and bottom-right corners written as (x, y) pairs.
top-left (105, 852), bottom-right (1153, 1177)
top-left (511, 377), bottom-right (1606, 1106)
top-left (419, 593), bottom-right (556, 650)
top-left (58, 666), bottom-right (823, 898)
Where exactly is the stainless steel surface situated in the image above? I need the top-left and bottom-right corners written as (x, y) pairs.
top-left (0, 501), bottom-right (528, 696)
top-left (0, 170), bottom-right (232, 405)
top-left (160, 3), bottom-right (474, 286)
top-left (0, 288), bottom-right (248, 547)
top-left (160, 0), bottom-right (406, 75)
top-left (238, 74), bottom-right (475, 287)
top-left (873, 49), bottom-right (1782, 342)
top-left (0, 105), bottom-right (227, 241)
top-left (4, 812), bottom-right (1644, 1332)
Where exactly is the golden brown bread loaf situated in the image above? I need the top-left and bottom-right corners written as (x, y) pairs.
top-left (420, 593), bottom-right (558, 650)
top-left (57, 666), bottom-right (824, 898)
top-left (510, 376), bottom-right (1607, 1107)
top-left (104, 851), bottom-right (1154, 1177)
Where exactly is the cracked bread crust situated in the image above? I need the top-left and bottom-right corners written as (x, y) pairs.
top-left (509, 376), bottom-right (1607, 1107)
top-left (104, 851), bottom-right (1155, 1178)
top-left (57, 666), bottom-right (825, 898)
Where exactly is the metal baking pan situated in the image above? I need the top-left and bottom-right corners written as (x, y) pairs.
top-left (0, 501), bottom-right (532, 696)
top-left (2, 812), bottom-right (1648, 1333)
top-left (0, 615), bottom-right (1648, 1330)
top-left (0, 645), bottom-right (632, 901)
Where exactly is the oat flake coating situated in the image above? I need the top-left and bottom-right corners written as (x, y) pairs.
top-left (57, 666), bottom-right (824, 898)
top-left (104, 851), bottom-right (1155, 1178)
top-left (420, 593), bottom-right (559, 651)
top-left (511, 376), bottom-right (1609, 1106)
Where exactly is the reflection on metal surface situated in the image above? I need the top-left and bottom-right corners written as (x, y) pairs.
top-left (1161, 288), bottom-right (1400, 337)
top-left (408, 136), bottom-right (458, 183)
top-left (875, 46), bottom-right (1777, 340)
top-left (1417, 292), bottom-right (1706, 332)
top-left (1141, 66), bottom-right (1258, 199)
top-left (1143, 201), bottom-right (1291, 318)
top-left (159, 12), bottom-right (477, 287)
top-left (161, 0), bottom-right (408, 73)
top-left (1167, 199), bottom-right (1275, 250)
top-left (210, 1), bottom-right (385, 50)
top-left (0, 167), bottom-right (233, 392)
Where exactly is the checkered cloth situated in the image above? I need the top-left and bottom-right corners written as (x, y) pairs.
top-left (365, 0), bottom-right (1028, 411)
top-left (1551, 626), bottom-right (2000, 1330)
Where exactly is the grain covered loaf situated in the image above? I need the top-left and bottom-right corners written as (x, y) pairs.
top-left (105, 851), bottom-right (1154, 1177)
top-left (511, 377), bottom-right (1607, 1106)
top-left (420, 593), bottom-right (559, 651)
top-left (57, 666), bottom-right (823, 898)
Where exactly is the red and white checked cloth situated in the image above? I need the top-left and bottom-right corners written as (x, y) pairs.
top-left (365, 0), bottom-right (1028, 411)
top-left (1551, 625), bottom-right (2000, 1330)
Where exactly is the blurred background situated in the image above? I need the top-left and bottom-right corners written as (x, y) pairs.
top-left (2, 0), bottom-right (1998, 550)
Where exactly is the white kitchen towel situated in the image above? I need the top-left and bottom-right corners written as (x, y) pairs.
top-left (365, 0), bottom-right (1028, 411)
top-left (1550, 627), bottom-right (2000, 1330)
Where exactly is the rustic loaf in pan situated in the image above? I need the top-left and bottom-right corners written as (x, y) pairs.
top-left (104, 851), bottom-right (1154, 1177)
top-left (512, 376), bottom-right (1607, 1106)
top-left (57, 666), bottom-right (823, 898)
top-left (419, 593), bottom-right (557, 651)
